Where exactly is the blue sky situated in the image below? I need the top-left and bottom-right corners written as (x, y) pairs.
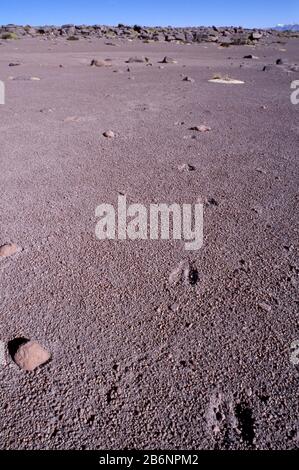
top-left (0, 0), bottom-right (298, 28)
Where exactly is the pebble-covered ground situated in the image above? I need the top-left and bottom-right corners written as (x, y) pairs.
top-left (0, 33), bottom-right (298, 450)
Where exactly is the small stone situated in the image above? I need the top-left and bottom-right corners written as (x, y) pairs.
top-left (276, 58), bottom-right (284, 65)
top-left (251, 204), bottom-right (263, 215)
top-left (209, 76), bottom-right (244, 84)
top-left (13, 341), bottom-right (51, 372)
top-left (189, 125), bottom-right (211, 132)
top-left (169, 303), bottom-right (179, 312)
top-left (103, 130), bottom-right (115, 138)
top-left (207, 197), bottom-right (219, 207)
top-left (243, 54), bottom-right (259, 59)
top-left (178, 163), bottom-right (196, 172)
top-left (0, 243), bottom-right (20, 258)
top-left (182, 76), bottom-right (195, 82)
top-left (169, 261), bottom-right (187, 285)
top-left (263, 65), bottom-right (275, 72)
top-left (258, 302), bottom-right (272, 313)
top-left (125, 56), bottom-right (147, 63)
top-left (9, 62), bottom-right (21, 66)
top-left (256, 167), bottom-right (266, 174)
top-left (160, 56), bottom-right (177, 64)
top-left (90, 59), bottom-right (112, 67)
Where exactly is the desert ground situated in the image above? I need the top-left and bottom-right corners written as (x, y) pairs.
top-left (0, 33), bottom-right (298, 450)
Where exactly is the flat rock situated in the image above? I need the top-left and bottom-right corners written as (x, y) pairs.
top-left (125, 56), bottom-right (148, 63)
top-left (209, 77), bottom-right (244, 84)
top-left (243, 54), bottom-right (259, 59)
top-left (189, 125), bottom-right (211, 132)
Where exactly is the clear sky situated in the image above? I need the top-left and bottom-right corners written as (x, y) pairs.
top-left (0, 0), bottom-right (298, 28)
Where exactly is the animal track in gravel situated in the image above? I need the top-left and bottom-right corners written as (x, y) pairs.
top-left (178, 163), bottom-right (196, 172)
top-left (206, 392), bottom-right (255, 448)
top-left (106, 385), bottom-right (119, 404)
top-left (169, 260), bottom-right (199, 286)
top-left (235, 402), bottom-right (255, 444)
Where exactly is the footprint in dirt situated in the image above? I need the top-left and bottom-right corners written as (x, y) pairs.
top-left (206, 391), bottom-right (255, 447)
top-left (169, 260), bottom-right (199, 286)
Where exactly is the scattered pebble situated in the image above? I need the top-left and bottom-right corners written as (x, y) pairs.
top-left (258, 302), bottom-right (272, 313)
top-left (206, 197), bottom-right (219, 207)
top-left (160, 56), bottom-right (177, 64)
top-left (90, 59), bottom-right (112, 67)
top-left (178, 163), bottom-right (196, 172)
top-left (9, 76), bottom-right (41, 81)
top-left (182, 76), bottom-right (195, 82)
top-left (251, 204), bottom-right (263, 215)
top-left (189, 125), bottom-right (211, 132)
top-left (169, 303), bottom-right (179, 312)
top-left (13, 340), bottom-right (51, 372)
top-left (103, 130), bottom-right (115, 138)
top-left (125, 56), bottom-right (148, 63)
top-left (9, 62), bottom-right (21, 66)
top-left (243, 54), bottom-right (259, 59)
top-left (256, 167), bottom-right (267, 174)
top-left (0, 242), bottom-right (21, 258)
top-left (209, 76), bottom-right (244, 84)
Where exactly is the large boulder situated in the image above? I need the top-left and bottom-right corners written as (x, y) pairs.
top-left (250, 31), bottom-right (263, 40)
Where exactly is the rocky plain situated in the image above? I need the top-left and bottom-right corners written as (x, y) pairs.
top-left (0, 23), bottom-right (298, 450)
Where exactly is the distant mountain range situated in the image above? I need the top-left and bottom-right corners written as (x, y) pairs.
top-left (273, 24), bottom-right (299, 31)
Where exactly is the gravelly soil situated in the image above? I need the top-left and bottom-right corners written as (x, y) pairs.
top-left (0, 36), bottom-right (298, 450)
